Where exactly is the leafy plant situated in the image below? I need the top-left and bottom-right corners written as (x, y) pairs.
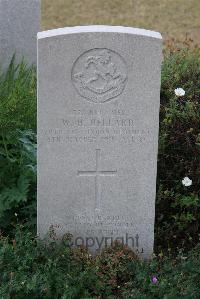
top-left (155, 42), bottom-right (200, 253)
top-left (0, 130), bottom-right (36, 232)
top-left (0, 57), bottom-right (36, 133)
top-left (0, 58), bottom-right (37, 233)
top-left (0, 229), bottom-right (199, 299)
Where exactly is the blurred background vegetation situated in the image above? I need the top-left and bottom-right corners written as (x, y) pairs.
top-left (42, 0), bottom-right (200, 43)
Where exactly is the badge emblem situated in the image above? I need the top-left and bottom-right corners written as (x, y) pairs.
top-left (72, 48), bottom-right (127, 103)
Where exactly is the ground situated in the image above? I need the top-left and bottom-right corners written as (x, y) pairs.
top-left (42, 0), bottom-right (200, 44)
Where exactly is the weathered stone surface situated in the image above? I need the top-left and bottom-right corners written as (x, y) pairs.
top-left (37, 25), bottom-right (162, 259)
top-left (0, 0), bottom-right (40, 70)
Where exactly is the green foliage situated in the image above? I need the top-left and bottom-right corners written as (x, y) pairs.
top-left (0, 130), bottom-right (36, 232)
top-left (155, 44), bottom-right (200, 253)
top-left (0, 57), bottom-right (36, 133)
top-left (0, 229), bottom-right (199, 299)
top-left (0, 58), bottom-right (37, 233)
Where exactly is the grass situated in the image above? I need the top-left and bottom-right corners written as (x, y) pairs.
top-left (42, 0), bottom-right (200, 43)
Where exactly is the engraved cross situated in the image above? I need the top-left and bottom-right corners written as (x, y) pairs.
top-left (77, 149), bottom-right (117, 210)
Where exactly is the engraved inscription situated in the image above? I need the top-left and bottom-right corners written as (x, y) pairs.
top-left (78, 149), bottom-right (117, 210)
top-left (44, 109), bottom-right (151, 145)
top-left (72, 48), bottom-right (127, 103)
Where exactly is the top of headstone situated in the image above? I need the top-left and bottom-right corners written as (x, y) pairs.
top-left (37, 25), bottom-right (162, 40)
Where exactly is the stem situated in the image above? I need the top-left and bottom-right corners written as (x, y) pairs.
top-left (2, 131), bottom-right (9, 159)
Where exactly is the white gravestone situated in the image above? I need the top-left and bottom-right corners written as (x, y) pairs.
top-left (37, 26), bottom-right (162, 259)
top-left (0, 0), bottom-right (40, 70)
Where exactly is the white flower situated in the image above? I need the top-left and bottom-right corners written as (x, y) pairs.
top-left (182, 177), bottom-right (192, 187)
top-left (14, 213), bottom-right (18, 217)
top-left (174, 88), bottom-right (185, 97)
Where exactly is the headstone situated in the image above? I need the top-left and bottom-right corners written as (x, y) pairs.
top-left (37, 26), bottom-right (162, 259)
top-left (0, 0), bottom-right (40, 70)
